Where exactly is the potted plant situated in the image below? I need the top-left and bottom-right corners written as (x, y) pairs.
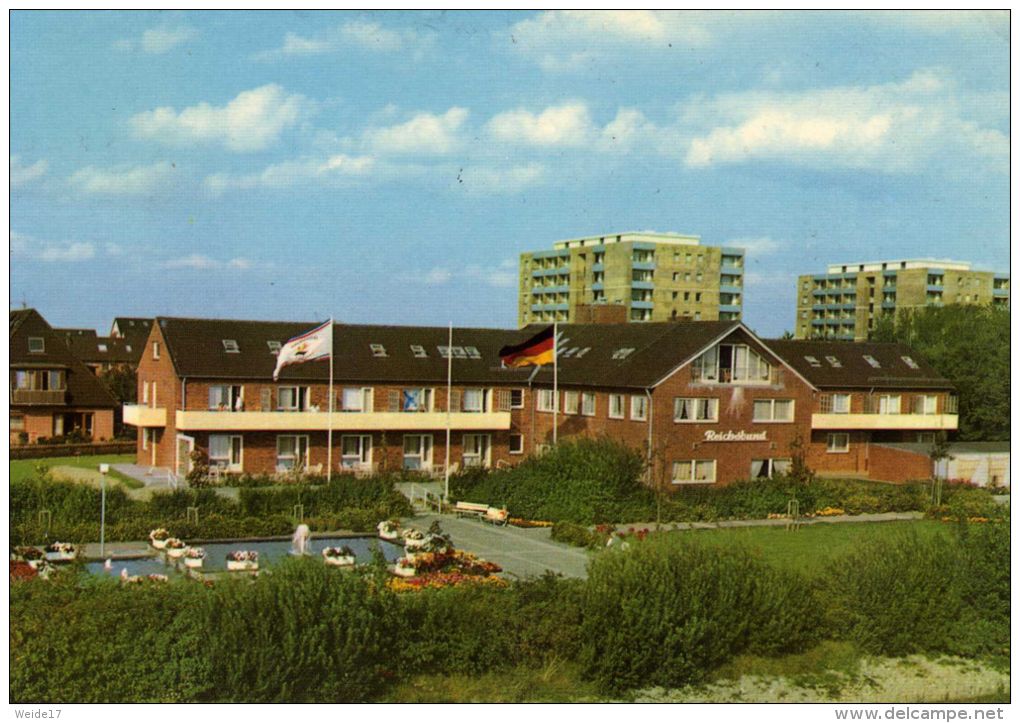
top-left (164, 538), bottom-right (187, 559)
top-left (377, 519), bottom-right (401, 541)
top-left (183, 547), bottom-right (206, 569)
top-left (402, 528), bottom-right (426, 550)
top-left (393, 557), bottom-right (417, 578)
top-left (322, 545), bottom-right (356, 567)
top-left (44, 541), bottom-right (78, 562)
top-left (148, 528), bottom-right (171, 550)
top-left (13, 546), bottom-right (46, 569)
top-left (225, 550), bottom-right (259, 571)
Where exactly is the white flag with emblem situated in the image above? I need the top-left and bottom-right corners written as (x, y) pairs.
top-left (273, 320), bottom-right (332, 380)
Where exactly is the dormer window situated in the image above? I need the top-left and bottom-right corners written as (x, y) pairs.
top-left (804, 356), bottom-right (821, 368)
top-left (464, 346), bottom-right (481, 360)
top-left (222, 339), bottom-right (240, 353)
top-left (267, 341), bottom-right (282, 355)
top-left (410, 345), bottom-right (428, 358)
top-left (370, 344), bottom-right (388, 358)
top-left (901, 356), bottom-right (920, 370)
top-left (863, 355), bottom-right (881, 369)
top-left (825, 356), bottom-right (842, 368)
top-left (27, 337), bottom-right (44, 354)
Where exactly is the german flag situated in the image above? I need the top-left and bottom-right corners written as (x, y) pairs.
top-left (499, 325), bottom-right (555, 368)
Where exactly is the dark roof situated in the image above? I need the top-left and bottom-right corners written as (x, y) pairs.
top-left (58, 329), bottom-right (139, 365)
top-left (111, 317), bottom-right (153, 345)
top-left (156, 317), bottom-right (745, 389)
top-left (9, 309), bottom-right (119, 408)
top-left (767, 339), bottom-right (954, 390)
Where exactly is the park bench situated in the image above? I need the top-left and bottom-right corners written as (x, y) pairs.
top-left (483, 506), bottom-right (509, 527)
top-left (454, 501), bottom-right (489, 519)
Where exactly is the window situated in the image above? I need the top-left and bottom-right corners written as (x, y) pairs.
top-left (912, 395), bottom-right (937, 415)
top-left (267, 341), bottom-right (282, 355)
top-left (438, 345), bottom-right (468, 359)
top-left (822, 393), bottom-right (851, 414)
top-left (824, 355), bottom-right (842, 368)
top-left (901, 356), bottom-right (920, 370)
top-left (630, 395), bottom-right (648, 421)
top-left (222, 339), bottom-right (240, 353)
top-left (464, 346), bottom-right (482, 360)
top-left (693, 343), bottom-right (772, 384)
top-left (946, 395), bottom-right (959, 414)
top-left (208, 385), bottom-right (243, 411)
top-left (401, 388), bottom-right (433, 412)
top-left (826, 433), bottom-right (850, 453)
top-left (863, 355), bottom-right (881, 368)
top-left (463, 433), bottom-right (492, 468)
top-left (609, 394), bottom-right (625, 419)
top-left (152, 341), bottom-right (160, 359)
top-left (672, 460), bottom-right (716, 484)
top-left (209, 435), bottom-right (243, 471)
top-left (98, 343), bottom-right (108, 353)
top-left (581, 392), bottom-right (596, 417)
top-left (276, 435), bottom-right (309, 471)
top-left (564, 391), bottom-right (580, 415)
top-left (27, 337), bottom-right (44, 354)
top-left (611, 348), bottom-right (635, 360)
top-left (341, 435), bottom-right (372, 469)
top-left (753, 399), bottom-right (794, 422)
top-left (410, 344), bottom-right (428, 358)
top-left (402, 434), bottom-right (432, 471)
top-left (370, 344), bottom-right (387, 357)
top-left (278, 386), bottom-right (309, 411)
top-left (537, 389), bottom-right (556, 412)
top-left (462, 388), bottom-right (486, 412)
top-left (674, 397), bottom-right (718, 422)
top-left (509, 433), bottom-right (524, 455)
top-left (873, 394), bottom-right (901, 414)
top-left (11, 413), bottom-right (25, 431)
top-left (341, 387), bottom-right (373, 412)
top-left (510, 389), bottom-right (524, 409)
top-left (750, 459), bottom-right (792, 479)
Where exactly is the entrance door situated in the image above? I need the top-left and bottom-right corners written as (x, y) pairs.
top-left (176, 435), bottom-right (195, 477)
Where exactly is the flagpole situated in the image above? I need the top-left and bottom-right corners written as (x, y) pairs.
top-left (327, 318), bottom-right (334, 484)
top-left (444, 322), bottom-right (452, 504)
top-left (552, 321), bottom-right (558, 446)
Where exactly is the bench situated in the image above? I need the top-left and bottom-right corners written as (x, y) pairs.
top-left (454, 501), bottom-right (489, 519)
top-left (483, 506), bottom-right (509, 526)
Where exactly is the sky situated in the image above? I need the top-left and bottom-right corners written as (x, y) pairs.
top-left (9, 10), bottom-right (1010, 338)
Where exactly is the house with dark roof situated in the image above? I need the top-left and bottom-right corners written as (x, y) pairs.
top-left (123, 316), bottom-right (957, 485)
top-left (10, 309), bottom-right (119, 444)
top-left (110, 317), bottom-right (154, 348)
top-left (56, 328), bottom-right (140, 374)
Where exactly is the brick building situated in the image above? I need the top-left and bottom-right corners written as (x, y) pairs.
top-left (124, 316), bottom-right (957, 486)
top-left (10, 309), bottom-right (118, 444)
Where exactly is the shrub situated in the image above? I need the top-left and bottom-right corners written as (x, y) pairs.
top-left (579, 535), bottom-right (820, 694)
top-left (550, 521), bottom-right (603, 549)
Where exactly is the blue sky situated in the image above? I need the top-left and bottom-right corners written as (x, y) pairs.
top-left (9, 10), bottom-right (1009, 337)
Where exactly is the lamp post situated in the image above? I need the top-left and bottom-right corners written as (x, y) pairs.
top-left (99, 463), bottom-right (108, 557)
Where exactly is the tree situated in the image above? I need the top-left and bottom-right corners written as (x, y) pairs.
top-left (871, 305), bottom-right (1009, 441)
top-left (98, 364), bottom-right (138, 440)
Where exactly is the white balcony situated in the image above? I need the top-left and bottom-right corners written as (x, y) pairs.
top-left (123, 404), bottom-right (167, 427)
top-left (811, 413), bottom-right (958, 431)
top-left (175, 410), bottom-right (512, 432)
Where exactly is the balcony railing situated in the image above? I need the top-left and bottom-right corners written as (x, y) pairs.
top-left (12, 389), bottom-right (67, 405)
top-left (175, 410), bottom-right (512, 432)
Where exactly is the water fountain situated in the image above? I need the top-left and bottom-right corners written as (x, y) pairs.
top-left (291, 524), bottom-right (311, 556)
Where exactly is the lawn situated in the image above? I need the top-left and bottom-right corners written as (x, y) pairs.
top-left (671, 519), bottom-right (948, 575)
top-left (11, 454), bottom-right (140, 488)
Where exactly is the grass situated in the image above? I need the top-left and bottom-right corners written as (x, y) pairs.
top-left (381, 660), bottom-right (602, 703)
top-left (676, 519), bottom-right (947, 575)
top-left (10, 454), bottom-right (140, 489)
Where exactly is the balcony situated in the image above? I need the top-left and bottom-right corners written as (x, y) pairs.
top-left (631, 280), bottom-right (654, 290)
top-left (175, 410), bottom-right (512, 432)
top-left (11, 389), bottom-right (67, 405)
top-left (631, 261), bottom-right (656, 271)
top-left (123, 404), bottom-right (168, 427)
top-left (811, 413), bottom-right (958, 431)
top-left (630, 300), bottom-right (654, 309)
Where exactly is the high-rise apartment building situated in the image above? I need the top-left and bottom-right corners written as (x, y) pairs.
top-left (518, 232), bottom-right (745, 326)
top-left (795, 259), bottom-right (1010, 341)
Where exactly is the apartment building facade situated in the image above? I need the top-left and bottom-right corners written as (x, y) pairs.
top-left (795, 259), bottom-right (1010, 341)
top-left (518, 232), bottom-right (745, 326)
top-left (10, 309), bottom-right (118, 444)
top-left (124, 317), bottom-right (957, 486)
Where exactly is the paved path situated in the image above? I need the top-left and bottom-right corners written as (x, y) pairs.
top-left (605, 510), bottom-right (925, 533)
top-left (410, 513), bottom-right (592, 580)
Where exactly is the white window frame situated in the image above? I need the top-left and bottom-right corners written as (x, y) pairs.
top-left (341, 387), bottom-right (373, 413)
top-left (462, 388), bottom-right (486, 413)
top-left (876, 394), bottom-right (901, 415)
top-left (673, 397), bottom-right (719, 423)
top-left (209, 434), bottom-right (243, 472)
top-left (27, 337), bottom-right (45, 354)
top-left (564, 390), bottom-right (580, 415)
top-left (276, 435), bottom-right (310, 470)
top-left (402, 434), bottom-right (433, 471)
top-left (463, 433), bottom-right (492, 468)
top-left (630, 395), bottom-right (648, 421)
top-left (208, 385), bottom-right (243, 412)
top-left (401, 387), bottom-right (434, 412)
top-left (340, 434), bottom-right (373, 470)
top-left (831, 393), bottom-right (851, 414)
top-left (826, 433), bottom-right (850, 454)
top-left (277, 386), bottom-right (308, 412)
top-left (693, 343), bottom-right (772, 384)
top-left (672, 459), bottom-right (716, 485)
top-left (142, 381), bottom-right (150, 405)
top-left (509, 433), bottom-right (524, 455)
top-left (914, 394), bottom-right (937, 415)
top-left (750, 458), bottom-right (792, 479)
top-left (581, 392), bottom-right (596, 417)
top-left (752, 399), bottom-right (795, 423)
top-left (152, 341), bottom-right (160, 360)
top-left (537, 389), bottom-right (555, 413)
top-left (608, 394), bottom-right (625, 419)
top-left (509, 389), bottom-right (524, 409)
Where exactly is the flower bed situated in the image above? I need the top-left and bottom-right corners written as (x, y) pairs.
top-left (148, 528), bottom-right (171, 550)
top-left (377, 520), bottom-right (402, 541)
top-left (183, 547), bottom-right (206, 569)
top-left (164, 538), bottom-right (187, 559)
top-left (322, 545), bottom-right (356, 567)
top-left (226, 550), bottom-right (259, 571)
top-left (508, 518), bottom-right (554, 528)
top-left (44, 542), bottom-right (78, 562)
top-left (388, 571), bottom-right (509, 592)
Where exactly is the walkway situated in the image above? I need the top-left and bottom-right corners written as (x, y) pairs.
top-left (412, 513), bottom-right (592, 580)
top-left (605, 510), bottom-right (925, 533)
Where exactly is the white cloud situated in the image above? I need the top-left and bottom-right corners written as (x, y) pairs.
top-left (507, 11), bottom-right (712, 71)
top-left (597, 108), bottom-right (659, 153)
top-left (682, 70), bottom-right (1008, 173)
top-left (163, 254), bottom-right (257, 270)
top-left (257, 20), bottom-right (434, 60)
top-left (10, 155), bottom-right (48, 188)
top-left (69, 162), bottom-right (175, 195)
top-left (204, 153), bottom-right (375, 194)
top-left (10, 231), bottom-right (123, 263)
top-left (425, 267), bottom-right (453, 284)
top-left (365, 108), bottom-right (468, 155)
top-left (487, 103), bottom-right (594, 147)
top-left (455, 164), bottom-right (546, 195)
top-left (130, 84), bottom-right (308, 152)
top-left (725, 237), bottom-right (783, 258)
top-left (116, 25), bottom-right (197, 54)
top-left (408, 260), bottom-right (517, 288)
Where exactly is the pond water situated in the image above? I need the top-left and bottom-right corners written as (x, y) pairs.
top-left (86, 536), bottom-right (404, 577)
